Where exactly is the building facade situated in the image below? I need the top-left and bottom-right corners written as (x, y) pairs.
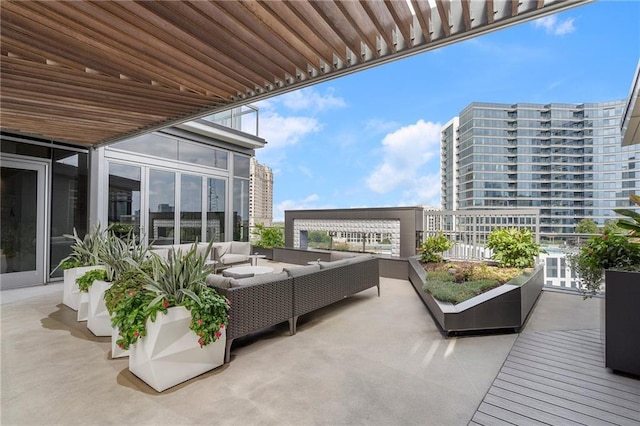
top-left (249, 157), bottom-right (273, 235)
top-left (0, 109), bottom-right (265, 289)
top-left (442, 101), bottom-right (640, 239)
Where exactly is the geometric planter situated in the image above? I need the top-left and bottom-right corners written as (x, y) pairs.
top-left (87, 279), bottom-right (113, 337)
top-left (604, 270), bottom-right (640, 377)
top-left (63, 265), bottom-right (105, 311)
top-left (111, 325), bottom-right (129, 359)
top-left (77, 292), bottom-right (89, 322)
top-left (129, 306), bottom-right (226, 392)
top-left (408, 257), bottom-right (544, 336)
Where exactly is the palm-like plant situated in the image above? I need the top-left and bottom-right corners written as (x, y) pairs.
top-left (98, 230), bottom-right (150, 282)
top-left (614, 194), bottom-right (640, 244)
top-left (58, 225), bottom-right (108, 270)
top-left (144, 241), bottom-right (214, 306)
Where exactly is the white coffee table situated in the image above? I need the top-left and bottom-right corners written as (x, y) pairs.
top-left (224, 265), bottom-right (273, 276)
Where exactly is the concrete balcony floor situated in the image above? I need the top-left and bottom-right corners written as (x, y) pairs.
top-left (1, 260), bottom-right (605, 425)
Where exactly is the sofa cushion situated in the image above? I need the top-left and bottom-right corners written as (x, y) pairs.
top-left (284, 264), bottom-right (321, 277)
top-left (222, 270), bottom-right (254, 279)
top-left (212, 242), bottom-right (231, 258)
top-left (220, 253), bottom-right (249, 265)
top-left (149, 248), bottom-right (170, 260)
top-left (205, 274), bottom-right (235, 289)
top-left (231, 241), bottom-right (251, 256)
top-left (236, 271), bottom-right (289, 287)
top-left (318, 259), bottom-right (350, 269)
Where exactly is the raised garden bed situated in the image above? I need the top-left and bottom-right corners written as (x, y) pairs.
top-left (408, 256), bottom-right (544, 336)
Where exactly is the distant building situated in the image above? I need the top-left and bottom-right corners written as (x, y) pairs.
top-left (442, 101), bottom-right (640, 240)
top-left (249, 157), bottom-right (273, 235)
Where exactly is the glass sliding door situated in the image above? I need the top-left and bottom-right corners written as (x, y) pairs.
top-left (108, 163), bottom-right (141, 237)
top-left (207, 178), bottom-right (226, 242)
top-left (180, 174), bottom-right (202, 243)
top-left (148, 169), bottom-right (175, 245)
top-left (0, 157), bottom-right (47, 289)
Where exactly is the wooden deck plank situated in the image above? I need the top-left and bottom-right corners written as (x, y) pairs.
top-left (513, 337), bottom-right (605, 365)
top-left (500, 363), bottom-right (640, 412)
top-left (487, 387), bottom-right (623, 425)
top-left (506, 348), bottom-right (635, 386)
top-left (473, 403), bottom-right (545, 426)
top-left (500, 365), bottom-right (639, 402)
top-left (517, 332), bottom-right (605, 357)
top-left (482, 393), bottom-right (585, 425)
top-left (492, 378), bottom-right (640, 425)
top-left (472, 330), bottom-right (640, 426)
top-left (506, 353), bottom-right (640, 393)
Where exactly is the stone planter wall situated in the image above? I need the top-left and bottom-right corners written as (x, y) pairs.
top-left (408, 257), bottom-right (544, 335)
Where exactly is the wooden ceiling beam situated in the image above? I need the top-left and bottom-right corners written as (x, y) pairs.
top-left (411, 0), bottom-right (433, 43)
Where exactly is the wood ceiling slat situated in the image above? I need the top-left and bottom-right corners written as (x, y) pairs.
top-left (107, 1), bottom-right (266, 93)
top-left (487, 0), bottom-right (495, 24)
top-left (213, 0), bottom-right (316, 76)
top-left (25, 1), bottom-right (228, 96)
top-left (280, 1), bottom-right (349, 66)
top-left (383, 0), bottom-right (414, 48)
top-left (436, 0), bottom-right (452, 37)
top-left (333, 1), bottom-right (380, 58)
top-left (71, 1), bottom-right (241, 97)
top-left (191, 1), bottom-right (305, 82)
top-left (2, 58), bottom-right (219, 107)
top-left (307, 1), bottom-right (365, 62)
top-left (411, 0), bottom-right (433, 43)
top-left (0, 0), bottom-right (593, 146)
top-left (251, 1), bottom-right (334, 70)
top-left (359, 0), bottom-right (399, 52)
top-left (141, 0), bottom-right (290, 87)
top-left (511, 0), bottom-right (520, 17)
top-left (461, 0), bottom-right (472, 31)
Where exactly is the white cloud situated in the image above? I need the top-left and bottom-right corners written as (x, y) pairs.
top-left (366, 120), bottom-right (442, 203)
top-left (274, 194), bottom-right (330, 222)
top-left (364, 119), bottom-right (400, 134)
top-left (280, 87), bottom-right (346, 112)
top-left (259, 111), bottom-right (320, 151)
top-left (533, 15), bottom-right (576, 35)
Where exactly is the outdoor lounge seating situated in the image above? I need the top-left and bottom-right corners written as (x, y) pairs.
top-left (206, 255), bottom-right (380, 362)
top-left (149, 241), bottom-right (252, 273)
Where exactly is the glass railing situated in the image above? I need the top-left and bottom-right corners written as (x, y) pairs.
top-left (201, 105), bottom-right (259, 137)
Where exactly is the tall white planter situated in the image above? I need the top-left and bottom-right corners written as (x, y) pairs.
top-left (63, 265), bottom-right (104, 311)
top-left (77, 292), bottom-right (89, 322)
top-left (129, 306), bottom-right (226, 392)
top-left (87, 280), bottom-right (113, 336)
top-left (111, 325), bottom-right (129, 359)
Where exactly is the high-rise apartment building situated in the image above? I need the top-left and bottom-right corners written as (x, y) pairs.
top-left (249, 157), bottom-right (274, 234)
top-left (442, 101), bottom-right (640, 237)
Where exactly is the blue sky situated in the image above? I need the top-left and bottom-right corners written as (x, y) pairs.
top-left (253, 0), bottom-right (640, 222)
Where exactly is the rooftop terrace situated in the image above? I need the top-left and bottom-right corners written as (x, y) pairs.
top-left (3, 259), bottom-right (637, 425)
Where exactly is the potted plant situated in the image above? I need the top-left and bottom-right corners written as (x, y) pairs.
top-left (571, 194), bottom-right (640, 376)
top-left (107, 241), bottom-right (229, 392)
top-left (58, 226), bottom-right (107, 316)
top-left (86, 230), bottom-right (149, 338)
top-left (410, 228), bottom-right (545, 334)
top-left (251, 223), bottom-right (284, 260)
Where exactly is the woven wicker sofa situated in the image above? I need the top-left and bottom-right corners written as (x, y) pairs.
top-left (149, 241), bottom-right (251, 273)
top-left (206, 255), bottom-right (380, 362)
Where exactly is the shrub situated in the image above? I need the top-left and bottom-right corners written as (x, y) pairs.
top-left (252, 223), bottom-right (284, 248)
top-left (76, 269), bottom-right (108, 292)
top-left (487, 228), bottom-right (542, 268)
top-left (419, 232), bottom-right (453, 263)
top-left (568, 232), bottom-right (640, 297)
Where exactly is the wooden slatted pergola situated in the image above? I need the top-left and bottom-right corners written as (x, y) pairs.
top-left (0, 0), bottom-right (592, 147)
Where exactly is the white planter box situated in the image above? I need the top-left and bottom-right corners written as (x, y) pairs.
top-left (87, 280), bottom-right (112, 336)
top-left (111, 325), bottom-right (129, 359)
top-left (77, 292), bottom-right (89, 322)
top-left (129, 306), bottom-right (225, 392)
top-left (63, 265), bottom-right (104, 311)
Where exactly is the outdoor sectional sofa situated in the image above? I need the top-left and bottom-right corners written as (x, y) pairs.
top-left (206, 255), bottom-right (380, 362)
